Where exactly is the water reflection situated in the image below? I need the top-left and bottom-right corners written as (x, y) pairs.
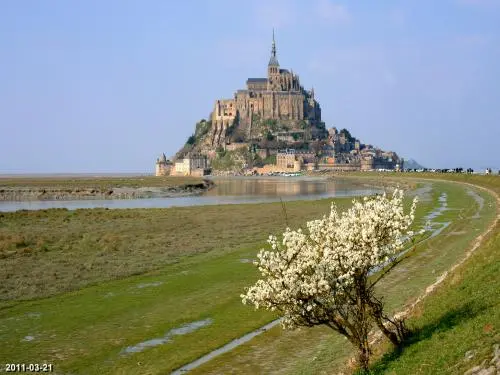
top-left (206, 177), bottom-right (332, 197)
top-left (0, 177), bottom-right (380, 212)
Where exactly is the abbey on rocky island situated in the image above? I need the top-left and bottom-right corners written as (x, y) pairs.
top-left (156, 32), bottom-right (403, 176)
top-left (210, 31), bottom-right (322, 147)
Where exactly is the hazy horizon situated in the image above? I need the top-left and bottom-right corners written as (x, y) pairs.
top-left (1, 0), bottom-right (499, 173)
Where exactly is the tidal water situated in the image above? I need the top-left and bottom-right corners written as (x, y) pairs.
top-left (0, 176), bottom-right (382, 212)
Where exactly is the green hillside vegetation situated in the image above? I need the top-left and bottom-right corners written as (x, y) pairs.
top-left (210, 148), bottom-right (264, 171)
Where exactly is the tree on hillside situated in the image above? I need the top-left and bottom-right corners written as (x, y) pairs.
top-left (259, 137), bottom-right (279, 150)
top-left (266, 130), bottom-right (274, 141)
top-left (340, 128), bottom-right (354, 142)
top-left (231, 127), bottom-right (247, 143)
top-left (195, 119), bottom-right (211, 139)
top-left (242, 190), bottom-right (418, 371)
top-left (299, 120), bottom-right (308, 129)
top-left (215, 146), bottom-right (226, 158)
top-left (263, 119), bottom-right (279, 132)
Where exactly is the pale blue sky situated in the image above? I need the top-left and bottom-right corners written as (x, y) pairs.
top-left (1, 0), bottom-right (499, 173)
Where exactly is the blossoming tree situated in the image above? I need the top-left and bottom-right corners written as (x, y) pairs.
top-left (241, 189), bottom-right (418, 370)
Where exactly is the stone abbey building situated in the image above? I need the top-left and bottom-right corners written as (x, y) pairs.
top-left (156, 32), bottom-right (403, 175)
top-left (210, 32), bottom-right (322, 146)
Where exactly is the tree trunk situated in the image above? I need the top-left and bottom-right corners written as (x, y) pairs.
top-left (367, 295), bottom-right (405, 345)
top-left (374, 317), bottom-right (400, 346)
top-left (357, 341), bottom-right (371, 372)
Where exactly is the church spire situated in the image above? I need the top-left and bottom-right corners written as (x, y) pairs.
top-left (268, 28), bottom-right (279, 67)
top-left (272, 28), bottom-right (276, 57)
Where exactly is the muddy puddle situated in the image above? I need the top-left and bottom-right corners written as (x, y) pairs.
top-left (170, 319), bottom-right (281, 375)
top-left (425, 193), bottom-right (448, 220)
top-left (467, 189), bottom-right (484, 219)
top-left (429, 222), bottom-right (451, 239)
top-left (409, 183), bottom-right (433, 202)
top-left (25, 312), bottom-right (42, 319)
top-left (370, 193), bottom-right (450, 274)
top-left (121, 319), bottom-right (213, 355)
top-left (136, 281), bottom-right (164, 289)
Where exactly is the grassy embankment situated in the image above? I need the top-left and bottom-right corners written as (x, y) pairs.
top-left (359, 173), bottom-right (500, 374)
top-left (0, 176), bottom-right (496, 374)
top-left (188, 177), bottom-right (497, 375)
top-left (317, 172), bottom-right (500, 373)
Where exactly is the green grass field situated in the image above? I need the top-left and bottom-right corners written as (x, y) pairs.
top-left (0, 175), bottom-right (497, 375)
top-left (1, 196), bottom-right (355, 374)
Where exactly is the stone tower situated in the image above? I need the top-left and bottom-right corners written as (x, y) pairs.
top-left (155, 153), bottom-right (172, 176)
top-left (267, 29), bottom-right (281, 92)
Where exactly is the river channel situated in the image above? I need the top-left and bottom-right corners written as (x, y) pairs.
top-left (0, 176), bottom-right (382, 212)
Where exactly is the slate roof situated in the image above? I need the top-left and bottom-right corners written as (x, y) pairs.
top-left (246, 78), bottom-right (268, 83)
top-left (268, 55), bottom-right (279, 66)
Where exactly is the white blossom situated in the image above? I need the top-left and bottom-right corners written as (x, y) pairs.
top-left (241, 189), bottom-right (418, 330)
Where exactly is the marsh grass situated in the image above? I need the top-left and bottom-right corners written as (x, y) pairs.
top-left (0, 176), bottom-right (204, 189)
top-left (0, 198), bottom-right (352, 301)
top-left (0, 244), bottom-right (279, 374)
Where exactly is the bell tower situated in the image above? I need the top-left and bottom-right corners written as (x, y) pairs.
top-left (267, 29), bottom-right (280, 91)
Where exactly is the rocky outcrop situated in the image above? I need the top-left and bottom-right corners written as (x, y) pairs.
top-left (464, 344), bottom-right (500, 375)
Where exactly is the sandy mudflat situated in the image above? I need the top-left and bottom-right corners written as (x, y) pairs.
top-left (0, 180), bottom-right (214, 201)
